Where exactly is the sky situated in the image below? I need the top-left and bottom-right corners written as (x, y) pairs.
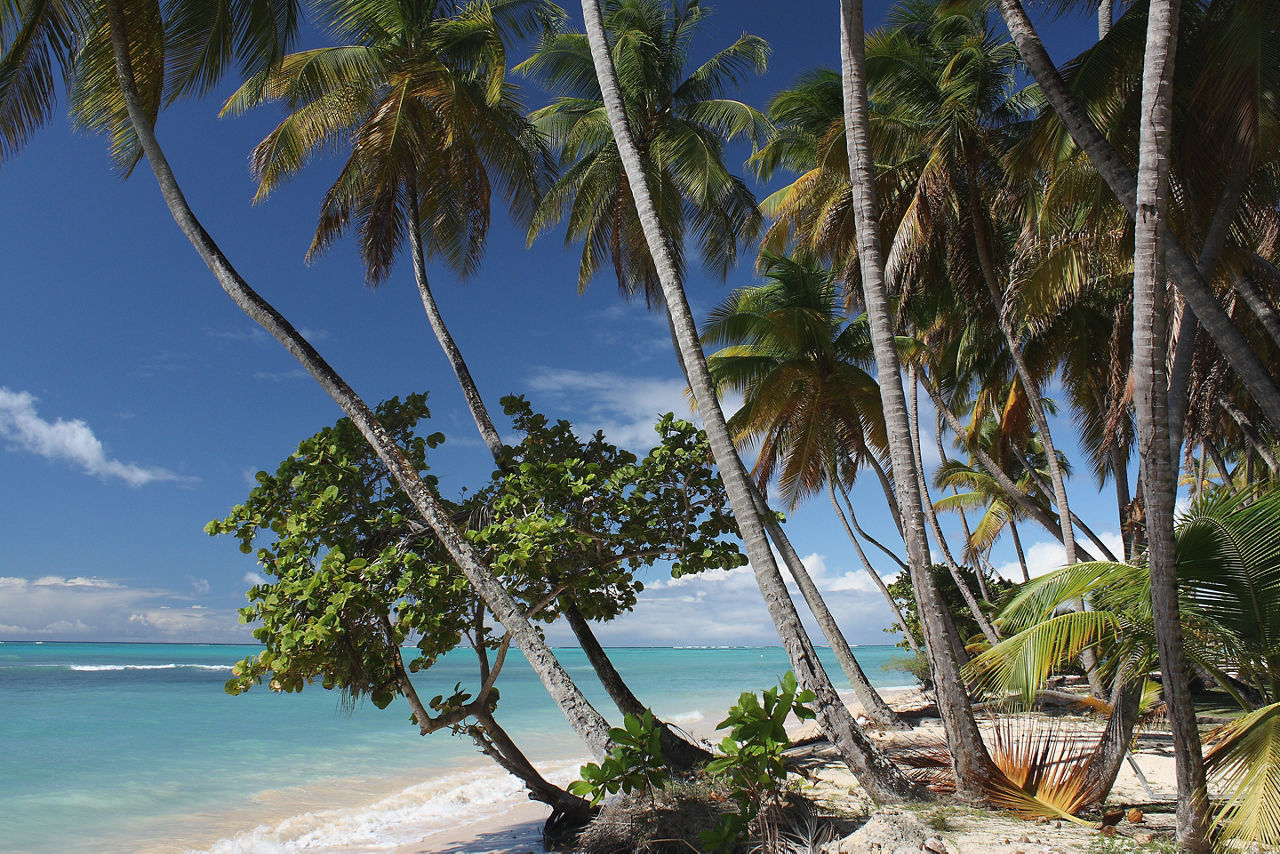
top-left (0, 0), bottom-right (1104, 648)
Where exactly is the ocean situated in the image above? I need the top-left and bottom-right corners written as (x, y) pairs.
top-left (0, 642), bottom-right (913, 853)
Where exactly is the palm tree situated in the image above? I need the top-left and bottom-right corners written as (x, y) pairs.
top-left (518, 0), bottom-right (768, 305)
top-left (222, 0), bottom-right (562, 461)
top-left (967, 486), bottom-right (1280, 850)
top-left (0, 0), bottom-right (618, 760)
top-left (837, 0), bottom-right (993, 796)
top-left (577, 0), bottom-right (921, 801)
top-left (702, 250), bottom-right (910, 728)
top-left (218, 0), bottom-right (710, 766)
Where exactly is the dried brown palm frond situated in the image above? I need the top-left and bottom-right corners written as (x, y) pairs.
top-left (891, 742), bottom-right (956, 794)
top-left (984, 715), bottom-right (1099, 824)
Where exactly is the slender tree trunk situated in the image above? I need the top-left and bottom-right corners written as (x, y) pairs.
top-left (865, 452), bottom-right (904, 537)
top-left (1098, 0), bottom-right (1114, 39)
top-left (1236, 271), bottom-right (1280, 349)
top-left (561, 603), bottom-right (714, 767)
top-left (470, 710), bottom-right (594, 829)
top-left (928, 384), bottom-right (1096, 561)
top-left (838, 0), bottom-right (993, 799)
top-left (1080, 676), bottom-right (1144, 810)
top-left (579, 0), bottom-right (921, 801)
top-left (1009, 444), bottom-right (1118, 562)
top-left (745, 483), bottom-right (909, 729)
top-left (1219, 397), bottom-right (1280, 476)
top-left (968, 172), bottom-right (1081, 571)
top-left (1168, 164), bottom-right (1250, 467)
top-left (103, 0), bottom-right (615, 760)
top-left (935, 409), bottom-right (990, 601)
top-left (1008, 519), bottom-right (1030, 582)
top-left (1204, 435), bottom-right (1234, 492)
top-left (908, 366), bottom-right (1000, 645)
top-left (994, 0), bottom-right (1280, 434)
top-left (1110, 444), bottom-right (1134, 558)
top-left (1130, 0), bottom-right (1211, 844)
top-left (841, 483), bottom-right (910, 571)
top-left (829, 482), bottom-right (923, 657)
top-left (404, 177), bottom-right (505, 461)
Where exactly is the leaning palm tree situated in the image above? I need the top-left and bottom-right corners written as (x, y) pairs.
top-left (219, 0), bottom-right (707, 766)
top-left (702, 250), bottom-right (909, 728)
top-left (222, 0), bottom-right (562, 461)
top-left (576, 0), bottom-right (921, 801)
top-left (837, 0), bottom-right (994, 796)
top-left (0, 0), bottom-right (618, 760)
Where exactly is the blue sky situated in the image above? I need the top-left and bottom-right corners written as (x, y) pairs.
top-left (0, 0), bottom-right (1104, 647)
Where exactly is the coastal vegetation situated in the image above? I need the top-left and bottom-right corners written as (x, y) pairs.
top-left (3, 0), bottom-right (1280, 850)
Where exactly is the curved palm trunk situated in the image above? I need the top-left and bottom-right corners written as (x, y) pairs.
top-left (842, 485), bottom-right (910, 571)
top-left (404, 180), bottom-right (505, 462)
top-left (408, 179), bottom-right (696, 766)
top-left (1008, 519), bottom-right (1030, 582)
top-left (579, 0), bottom-right (921, 802)
top-left (1008, 444), bottom-right (1118, 562)
top-left (745, 483), bottom-right (909, 729)
top-left (1204, 435), bottom-right (1235, 493)
top-left (1130, 0), bottom-right (1210, 844)
top-left (936, 409), bottom-right (991, 602)
top-left (103, 0), bottom-right (614, 761)
top-left (471, 710), bottom-right (595, 831)
top-left (929, 386), bottom-right (1098, 561)
top-left (1236, 271), bottom-right (1280, 349)
top-left (907, 367), bottom-right (999, 645)
top-left (828, 483), bottom-right (924, 658)
top-left (994, 0), bottom-right (1280, 435)
top-left (865, 452), bottom-right (905, 537)
top-left (1220, 396), bottom-right (1280, 477)
top-left (967, 174), bottom-right (1081, 573)
top-left (1079, 676), bottom-right (1144, 810)
top-left (561, 602), bottom-right (714, 767)
top-left (838, 0), bottom-right (993, 799)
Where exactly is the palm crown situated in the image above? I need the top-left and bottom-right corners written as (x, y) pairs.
top-left (517, 0), bottom-right (770, 304)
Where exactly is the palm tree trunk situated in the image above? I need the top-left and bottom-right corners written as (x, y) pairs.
top-left (994, 0), bottom-right (1280, 434)
top-left (1080, 676), bottom-right (1144, 810)
top-left (579, 0), bottom-right (921, 802)
top-left (1097, 0), bottom-right (1114, 39)
top-left (560, 602), bottom-right (714, 767)
top-left (908, 366), bottom-right (1000, 645)
top-left (1236, 270), bottom-right (1280, 349)
top-left (1204, 435), bottom-right (1235, 492)
top-left (1110, 444), bottom-right (1133, 558)
top-left (1219, 396), bottom-right (1280, 477)
top-left (865, 452), bottom-right (904, 537)
top-left (840, 482), bottom-right (910, 572)
top-left (935, 409), bottom-right (990, 601)
top-left (967, 172), bottom-right (1081, 572)
top-left (828, 482), bottom-right (924, 658)
top-left (928, 383), bottom-right (1096, 561)
top-left (103, 0), bottom-right (615, 761)
top-left (1008, 444), bottom-right (1118, 562)
top-left (1008, 519), bottom-right (1030, 582)
top-left (745, 483), bottom-right (909, 729)
top-left (1168, 163), bottom-right (1250, 467)
top-left (838, 0), bottom-right (993, 799)
top-left (1130, 0), bottom-right (1210, 844)
top-left (404, 177), bottom-right (505, 462)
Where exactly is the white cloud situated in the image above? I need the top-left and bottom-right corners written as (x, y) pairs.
top-left (243, 572), bottom-right (266, 586)
top-left (560, 549), bottom-right (905, 648)
top-left (0, 575), bottom-right (248, 642)
top-left (190, 577), bottom-right (211, 595)
top-left (992, 531), bottom-right (1125, 581)
top-left (0, 388), bottom-right (189, 486)
top-left (524, 367), bottom-right (695, 449)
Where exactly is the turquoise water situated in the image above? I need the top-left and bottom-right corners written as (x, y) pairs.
top-left (0, 642), bottom-right (912, 853)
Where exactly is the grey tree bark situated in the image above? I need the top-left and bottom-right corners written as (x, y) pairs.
top-left (838, 0), bottom-right (993, 798)
top-left (579, 0), bottom-right (921, 802)
top-left (1129, 0), bottom-right (1211, 844)
top-left (103, 0), bottom-right (615, 761)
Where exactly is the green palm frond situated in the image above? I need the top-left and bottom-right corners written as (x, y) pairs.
top-left (1205, 702), bottom-right (1280, 849)
top-left (0, 0), bottom-right (83, 163)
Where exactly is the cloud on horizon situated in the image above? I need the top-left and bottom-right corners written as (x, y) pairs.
top-left (0, 575), bottom-right (248, 642)
top-left (0, 388), bottom-right (190, 486)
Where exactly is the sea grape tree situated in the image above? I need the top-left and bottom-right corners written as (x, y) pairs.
top-left (208, 392), bottom-right (744, 825)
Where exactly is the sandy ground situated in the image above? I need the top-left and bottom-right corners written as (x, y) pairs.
top-left (396, 687), bottom-right (1183, 853)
